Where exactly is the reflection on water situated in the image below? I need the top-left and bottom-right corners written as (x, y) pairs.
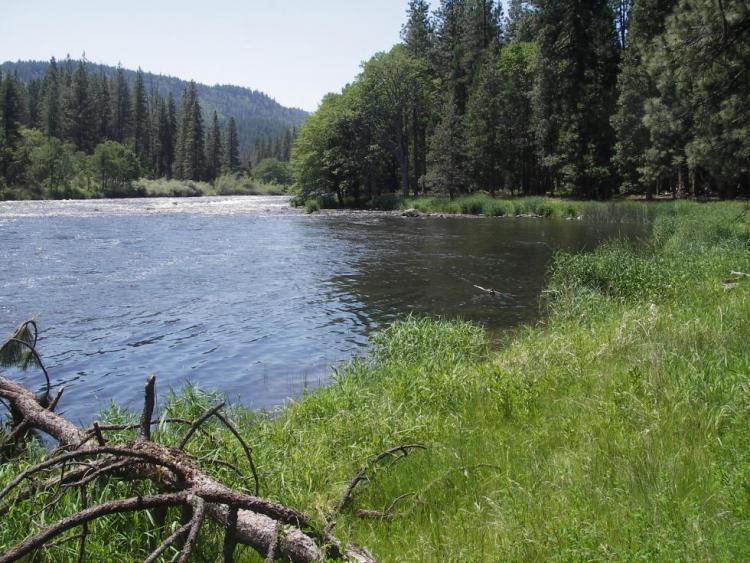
top-left (0, 196), bottom-right (643, 422)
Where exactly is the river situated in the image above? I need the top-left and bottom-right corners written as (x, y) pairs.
top-left (0, 196), bottom-right (642, 423)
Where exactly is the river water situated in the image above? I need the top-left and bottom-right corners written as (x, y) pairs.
top-left (0, 196), bottom-right (642, 423)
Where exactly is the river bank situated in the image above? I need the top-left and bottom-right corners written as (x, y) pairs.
top-left (296, 192), bottom-right (687, 224)
top-left (1, 200), bottom-right (749, 560)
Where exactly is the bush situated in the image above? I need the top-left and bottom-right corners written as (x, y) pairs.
top-left (132, 178), bottom-right (208, 197)
top-left (253, 158), bottom-right (293, 185)
top-left (370, 194), bottom-right (404, 210)
top-left (458, 194), bottom-right (491, 215)
top-left (92, 141), bottom-right (140, 197)
top-left (305, 198), bottom-right (321, 213)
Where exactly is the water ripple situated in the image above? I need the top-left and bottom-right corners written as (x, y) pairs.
top-left (0, 196), bottom-right (643, 422)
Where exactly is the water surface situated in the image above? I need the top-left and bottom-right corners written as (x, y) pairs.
top-left (0, 196), bottom-right (642, 422)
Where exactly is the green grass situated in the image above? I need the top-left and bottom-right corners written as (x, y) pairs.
top-left (134, 176), bottom-right (288, 198)
top-left (398, 194), bottom-right (669, 223)
top-left (2, 201), bottom-right (750, 560)
top-left (295, 192), bottom-right (673, 223)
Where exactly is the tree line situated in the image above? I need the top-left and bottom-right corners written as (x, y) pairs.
top-left (292, 0), bottom-right (750, 203)
top-left (0, 58), bottom-right (297, 198)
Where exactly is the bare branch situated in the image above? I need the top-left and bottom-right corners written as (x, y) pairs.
top-left (48, 385), bottom-right (64, 412)
top-left (91, 422), bottom-right (107, 446)
top-left (222, 507), bottom-right (238, 563)
top-left (143, 522), bottom-right (193, 563)
top-left (178, 401), bottom-right (226, 450)
top-left (213, 410), bottom-right (261, 496)
top-left (355, 492), bottom-right (415, 520)
top-left (0, 373), bottom-right (376, 562)
top-left (177, 496), bottom-right (206, 563)
top-left (0, 446), bottom-right (187, 502)
top-left (140, 376), bottom-right (156, 441)
top-left (336, 444), bottom-right (425, 513)
top-left (0, 492), bottom-right (190, 563)
top-left (45, 531), bottom-right (84, 550)
top-left (198, 456), bottom-right (242, 474)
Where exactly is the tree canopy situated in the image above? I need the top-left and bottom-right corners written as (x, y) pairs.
top-left (292, 0), bottom-right (750, 201)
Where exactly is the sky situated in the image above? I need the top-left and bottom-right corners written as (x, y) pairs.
top-left (0, 0), bottom-right (442, 112)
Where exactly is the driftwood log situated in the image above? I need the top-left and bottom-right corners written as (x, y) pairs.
top-left (0, 322), bottom-right (376, 562)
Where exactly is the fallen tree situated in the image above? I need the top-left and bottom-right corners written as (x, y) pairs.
top-left (0, 321), bottom-right (376, 562)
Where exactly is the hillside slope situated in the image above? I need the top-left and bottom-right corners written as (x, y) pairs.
top-left (0, 59), bottom-right (308, 154)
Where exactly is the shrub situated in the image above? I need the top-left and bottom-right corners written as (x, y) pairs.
top-left (305, 198), bottom-right (321, 213)
top-left (253, 158), bottom-right (293, 185)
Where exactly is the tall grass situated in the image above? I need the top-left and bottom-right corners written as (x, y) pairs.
top-left (399, 194), bottom-right (669, 223)
top-left (132, 176), bottom-right (288, 198)
top-left (1, 202), bottom-right (749, 560)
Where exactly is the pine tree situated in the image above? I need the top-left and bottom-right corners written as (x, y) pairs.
top-left (224, 117), bottom-right (240, 173)
top-left (91, 70), bottom-right (111, 144)
top-left (426, 93), bottom-right (467, 198)
top-left (112, 64), bottom-right (132, 144)
top-left (166, 93), bottom-right (177, 178)
top-left (611, 0), bottom-right (633, 48)
top-left (612, 0), bottom-right (676, 197)
top-left (205, 111), bottom-right (223, 181)
top-left (506, 0), bottom-right (534, 42)
top-left (132, 68), bottom-right (151, 170)
top-left (465, 50), bottom-right (503, 193)
top-left (42, 57), bottom-right (61, 139)
top-left (402, 0), bottom-right (434, 59)
top-left (531, 0), bottom-right (620, 198)
top-left (62, 59), bottom-right (95, 152)
top-left (282, 129), bottom-right (293, 162)
top-left (645, 0), bottom-right (749, 198)
top-left (434, 0), bottom-right (467, 110)
top-left (0, 72), bottom-right (23, 181)
top-left (26, 79), bottom-right (42, 130)
top-left (460, 0), bottom-right (503, 80)
top-left (402, 0), bottom-right (435, 193)
top-left (176, 81), bottom-right (205, 180)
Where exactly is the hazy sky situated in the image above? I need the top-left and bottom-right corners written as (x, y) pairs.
top-left (0, 0), bottom-right (445, 112)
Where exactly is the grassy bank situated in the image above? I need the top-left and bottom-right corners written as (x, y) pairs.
top-left (296, 192), bottom-right (678, 223)
top-left (2, 201), bottom-right (749, 560)
top-left (1, 176), bottom-right (288, 200)
top-left (130, 176), bottom-right (288, 198)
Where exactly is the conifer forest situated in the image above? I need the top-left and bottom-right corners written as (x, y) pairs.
top-left (293, 0), bottom-right (750, 203)
top-left (0, 60), bottom-right (302, 199)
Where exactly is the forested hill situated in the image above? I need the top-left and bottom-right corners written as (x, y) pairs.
top-left (0, 59), bottom-right (308, 154)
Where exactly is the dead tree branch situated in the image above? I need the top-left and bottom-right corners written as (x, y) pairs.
top-left (0, 372), bottom-right (376, 562)
top-left (140, 376), bottom-right (156, 441)
top-left (178, 401), bottom-right (226, 450)
top-left (336, 444), bottom-right (426, 514)
top-left (143, 521), bottom-right (193, 563)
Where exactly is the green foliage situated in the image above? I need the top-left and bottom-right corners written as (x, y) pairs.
top-left (224, 117), bottom-right (240, 173)
top-left (304, 198), bottom-right (321, 213)
top-left (252, 158), bottom-right (292, 185)
top-left (175, 81), bottom-right (204, 181)
top-left (532, 0), bottom-right (621, 198)
top-left (131, 178), bottom-right (210, 198)
top-left (426, 93), bottom-right (467, 197)
top-left (91, 141), bottom-right (141, 196)
top-left (214, 174), bottom-right (285, 196)
top-left (0, 59), bottom-right (308, 197)
top-left (551, 241), bottom-right (672, 301)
